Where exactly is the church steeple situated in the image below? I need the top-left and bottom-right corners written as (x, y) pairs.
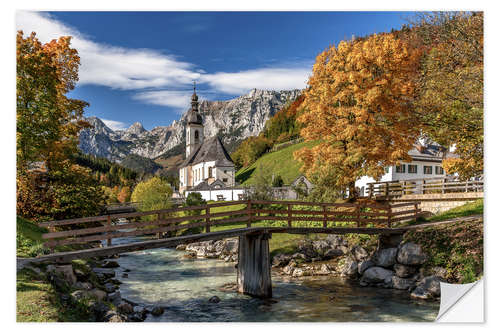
top-left (185, 81), bottom-right (204, 158)
top-left (191, 81), bottom-right (199, 112)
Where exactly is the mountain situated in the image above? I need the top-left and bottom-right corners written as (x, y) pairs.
top-left (78, 89), bottom-right (302, 163)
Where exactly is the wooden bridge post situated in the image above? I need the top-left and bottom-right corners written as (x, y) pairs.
top-left (247, 200), bottom-right (252, 228)
top-left (237, 232), bottom-right (272, 298)
top-left (287, 203), bottom-right (292, 227)
top-left (205, 206), bottom-right (211, 233)
top-left (106, 215), bottom-right (112, 246)
top-left (385, 182), bottom-right (389, 196)
top-left (387, 205), bottom-right (392, 228)
top-left (414, 203), bottom-right (419, 222)
top-left (356, 203), bottom-right (361, 228)
top-left (368, 183), bottom-right (374, 198)
top-left (322, 204), bottom-right (327, 228)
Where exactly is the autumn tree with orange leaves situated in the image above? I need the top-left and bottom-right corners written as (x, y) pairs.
top-left (295, 33), bottom-right (422, 198)
top-left (17, 31), bottom-right (89, 172)
top-left (17, 31), bottom-right (105, 220)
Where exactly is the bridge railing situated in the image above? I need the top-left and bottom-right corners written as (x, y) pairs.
top-left (366, 177), bottom-right (484, 198)
top-left (39, 200), bottom-right (421, 251)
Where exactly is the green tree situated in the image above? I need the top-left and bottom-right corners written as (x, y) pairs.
top-left (411, 12), bottom-right (483, 178)
top-left (131, 177), bottom-right (173, 218)
top-left (271, 175), bottom-right (284, 187)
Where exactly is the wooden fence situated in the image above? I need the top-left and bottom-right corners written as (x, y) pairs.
top-left (367, 178), bottom-right (484, 198)
top-left (39, 200), bottom-right (421, 250)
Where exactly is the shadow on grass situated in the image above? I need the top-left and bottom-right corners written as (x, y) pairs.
top-left (236, 167), bottom-right (255, 184)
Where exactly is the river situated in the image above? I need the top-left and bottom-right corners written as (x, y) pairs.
top-left (111, 236), bottom-right (439, 322)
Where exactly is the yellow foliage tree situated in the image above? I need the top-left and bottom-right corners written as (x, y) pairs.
top-left (295, 33), bottom-right (422, 197)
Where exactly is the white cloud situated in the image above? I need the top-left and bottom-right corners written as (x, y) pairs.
top-left (16, 11), bottom-right (310, 104)
top-left (132, 90), bottom-right (196, 112)
top-left (200, 67), bottom-right (311, 95)
top-left (16, 11), bottom-right (201, 90)
top-left (101, 119), bottom-right (128, 131)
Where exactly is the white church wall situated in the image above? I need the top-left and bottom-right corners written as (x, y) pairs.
top-left (186, 188), bottom-right (246, 202)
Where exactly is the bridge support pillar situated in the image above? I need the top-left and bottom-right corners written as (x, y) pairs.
top-left (237, 232), bottom-right (272, 298)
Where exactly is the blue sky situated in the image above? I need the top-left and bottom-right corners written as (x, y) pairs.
top-left (16, 11), bottom-right (411, 130)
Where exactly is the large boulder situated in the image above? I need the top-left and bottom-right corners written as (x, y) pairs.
top-left (350, 245), bottom-right (369, 261)
top-left (394, 264), bottom-right (418, 278)
top-left (323, 248), bottom-right (344, 259)
top-left (225, 238), bottom-right (239, 254)
top-left (298, 241), bottom-right (317, 259)
top-left (392, 276), bottom-right (417, 290)
top-left (312, 240), bottom-right (331, 255)
top-left (272, 254), bottom-right (292, 267)
top-left (88, 289), bottom-right (107, 302)
top-left (358, 260), bottom-right (375, 275)
top-left (340, 258), bottom-right (358, 277)
top-left (361, 267), bottom-right (394, 284)
top-left (372, 248), bottom-right (398, 268)
top-left (417, 276), bottom-right (442, 297)
top-left (326, 235), bottom-right (348, 249)
top-left (397, 242), bottom-right (427, 265)
top-left (118, 302), bottom-right (134, 314)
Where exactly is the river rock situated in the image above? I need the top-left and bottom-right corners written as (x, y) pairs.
top-left (73, 269), bottom-right (87, 281)
top-left (102, 260), bottom-right (120, 268)
top-left (323, 248), bottom-right (344, 259)
top-left (298, 241), bottom-right (317, 259)
top-left (133, 306), bottom-right (147, 319)
top-left (416, 276), bottom-right (442, 297)
top-left (358, 260), bottom-right (375, 275)
top-left (118, 302), bottom-right (134, 314)
top-left (272, 254), bottom-right (292, 267)
top-left (319, 264), bottom-right (332, 274)
top-left (89, 288), bottom-right (107, 302)
top-left (54, 265), bottom-right (77, 286)
top-left (392, 276), bottom-right (417, 290)
top-left (107, 291), bottom-right (122, 305)
top-left (350, 245), bottom-right (369, 261)
top-left (225, 239), bottom-right (239, 254)
top-left (107, 312), bottom-right (126, 322)
top-left (361, 267), bottom-right (394, 284)
top-left (208, 296), bottom-right (221, 303)
top-left (176, 244), bottom-right (187, 251)
top-left (312, 240), bottom-right (331, 254)
top-left (74, 281), bottom-right (93, 291)
top-left (151, 306), bottom-right (164, 316)
top-left (92, 268), bottom-right (116, 279)
top-left (104, 282), bottom-right (117, 293)
top-left (373, 248), bottom-right (398, 268)
top-left (397, 242), bottom-right (426, 265)
top-left (394, 264), bottom-right (417, 278)
top-left (90, 302), bottom-right (110, 321)
top-left (291, 252), bottom-right (308, 262)
top-left (71, 290), bottom-right (90, 301)
top-left (326, 235), bottom-right (348, 248)
top-left (122, 273), bottom-right (129, 278)
top-left (340, 258), bottom-right (358, 277)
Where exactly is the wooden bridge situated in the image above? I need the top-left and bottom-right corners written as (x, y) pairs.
top-left (36, 200), bottom-right (422, 298)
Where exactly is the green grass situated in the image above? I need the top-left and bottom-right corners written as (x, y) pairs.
top-left (235, 140), bottom-right (320, 185)
top-left (17, 268), bottom-right (95, 322)
top-left (426, 199), bottom-right (483, 222)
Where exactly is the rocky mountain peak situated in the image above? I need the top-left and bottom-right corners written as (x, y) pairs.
top-left (126, 122), bottom-right (146, 135)
top-left (79, 89), bottom-right (303, 163)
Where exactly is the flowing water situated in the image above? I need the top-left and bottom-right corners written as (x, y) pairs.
top-left (110, 235), bottom-right (439, 322)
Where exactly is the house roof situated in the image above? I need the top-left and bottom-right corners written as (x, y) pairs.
top-left (190, 179), bottom-right (227, 191)
top-left (180, 136), bottom-right (235, 168)
top-left (408, 143), bottom-right (458, 162)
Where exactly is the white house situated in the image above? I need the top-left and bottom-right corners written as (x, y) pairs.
top-left (355, 142), bottom-right (451, 196)
top-left (179, 86), bottom-right (236, 195)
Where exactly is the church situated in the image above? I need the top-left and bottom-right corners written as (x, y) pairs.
top-left (178, 86), bottom-right (236, 195)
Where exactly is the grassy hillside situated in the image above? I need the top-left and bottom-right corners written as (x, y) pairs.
top-left (235, 140), bottom-right (319, 185)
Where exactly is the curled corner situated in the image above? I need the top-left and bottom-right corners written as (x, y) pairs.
top-left (436, 279), bottom-right (484, 322)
